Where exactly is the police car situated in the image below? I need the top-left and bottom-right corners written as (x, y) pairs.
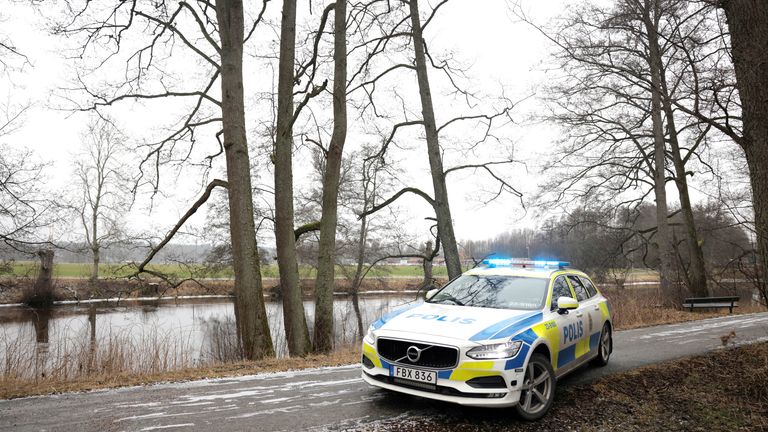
top-left (361, 259), bottom-right (613, 420)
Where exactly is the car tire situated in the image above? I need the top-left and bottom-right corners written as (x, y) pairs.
top-left (591, 323), bottom-right (612, 367)
top-left (514, 353), bottom-right (556, 421)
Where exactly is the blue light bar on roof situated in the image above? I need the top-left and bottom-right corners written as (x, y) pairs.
top-left (481, 258), bottom-right (571, 268)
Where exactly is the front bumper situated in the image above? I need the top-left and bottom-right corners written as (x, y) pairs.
top-left (361, 341), bottom-right (527, 408)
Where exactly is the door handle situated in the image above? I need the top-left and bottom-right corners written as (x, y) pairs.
top-left (593, 305), bottom-right (600, 310)
top-left (575, 312), bottom-right (583, 318)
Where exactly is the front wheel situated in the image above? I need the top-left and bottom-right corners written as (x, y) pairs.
top-left (591, 323), bottom-right (612, 367)
top-left (514, 353), bottom-right (556, 421)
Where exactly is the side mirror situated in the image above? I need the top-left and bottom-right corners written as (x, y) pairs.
top-left (425, 288), bottom-right (439, 300)
top-left (557, 296), bottom-right (578, 314)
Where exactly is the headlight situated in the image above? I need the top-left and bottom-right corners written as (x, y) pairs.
top-left (363, 326), bottom-right (375, 345)
top-left (466, 340), bottom-right (522, 360)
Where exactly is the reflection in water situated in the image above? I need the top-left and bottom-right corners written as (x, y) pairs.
top-left (0, 296), bottom-right (419, 379)
top-left (33, 309), bottom-right (51, 344)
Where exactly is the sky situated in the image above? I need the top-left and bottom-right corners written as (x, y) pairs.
top-left (0, 0), bottom-right (734, 250)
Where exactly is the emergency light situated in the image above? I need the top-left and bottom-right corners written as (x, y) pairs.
top-left (482, 258), bottom-right (571, 269)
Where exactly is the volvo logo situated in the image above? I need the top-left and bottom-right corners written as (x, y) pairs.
top-left (406, 345), bottom-right (422, 362)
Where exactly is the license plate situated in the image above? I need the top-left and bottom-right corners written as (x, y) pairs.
top-left (392, 366), bottom-right (437, 384)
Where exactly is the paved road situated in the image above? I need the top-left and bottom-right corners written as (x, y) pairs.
top-left (2, 312), bottom-right (767, 432)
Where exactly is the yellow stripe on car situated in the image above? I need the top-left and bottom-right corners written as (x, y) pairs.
top-left (531, 320), bottom-right (560, 370)
top-left (599, 301), bottom-right (610, 320)
top-left (449, 360), bottom-right (497, 381)
top-left (363, 342), bottom-right (382, 368)
top-left (574, 337), bottom-right (591, 359)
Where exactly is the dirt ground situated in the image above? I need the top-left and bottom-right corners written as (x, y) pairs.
top-left (366, 342), bottom-right (768, 432)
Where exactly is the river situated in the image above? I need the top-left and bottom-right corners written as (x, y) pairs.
top-left (0, 295), bottom-right (419, 379)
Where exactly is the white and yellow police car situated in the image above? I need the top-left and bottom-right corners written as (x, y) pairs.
top-left (361, 259), bottom-right (613, 420)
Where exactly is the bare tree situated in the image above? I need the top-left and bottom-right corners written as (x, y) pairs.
top-left (313, 0), bottom-right (348, 353)
top-left (408, 0), bottom-right (461, 279)
top-left (0, 143), bottom-right (51, 252)
top-left (516, 0), bottom-right (724, 301)
top-left (717, 0), bottom-right (768, 297)
top-left (57, 0), bottom-right (274, 359)
top-left (72, 116), bottom-right (131, 284)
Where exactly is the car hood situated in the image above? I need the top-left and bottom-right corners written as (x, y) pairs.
top-left (372, 302), bottom-right (544, 343)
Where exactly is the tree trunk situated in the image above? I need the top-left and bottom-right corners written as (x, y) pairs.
top-left (422, 240), bottom-right (433, 290)
top-left (91, 246), bottom-right (100, 282)
top-left (30, 249), bottom-right (55, 307)
top-left (275, 0), bottom-right (311, 356)
top-left (643, 0), bottom-right (677, 304)
top-left (350, 211), bottom-right (368, 340)
top-left (657, 71), bottom-right (709, 297)
top-left (721, 0), bottom-right (768, 299)
top-left (90, 203), bottom-right (99, 282)
top-left (313, 0), bottom-right (348, 353)
top-left (408, 0), bottom-right (462, 280)
top-left (215, 0), bottom-right (274, 360)
top-left (663, 118), bottom-right (709, 296)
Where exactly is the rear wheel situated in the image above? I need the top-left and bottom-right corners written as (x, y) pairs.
top-left (591, 323), bottom-right (612, 367)
top-left (514, 353), bottom-right (555, 421)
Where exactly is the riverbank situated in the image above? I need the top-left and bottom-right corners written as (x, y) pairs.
top-left (1, 303), bottom-right (764, 400)
top-left (370, 342), bottom-right (768, 431)
top-left (0, 275), bottom-right (434, 305)
top-left (0, 345), bottom-right (362, 399)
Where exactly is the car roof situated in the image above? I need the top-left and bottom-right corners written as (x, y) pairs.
top-left (464, 266), bottom-right (589, 279)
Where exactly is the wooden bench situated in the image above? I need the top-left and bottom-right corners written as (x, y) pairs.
top-left (682, 296), bottom-right (740, 313)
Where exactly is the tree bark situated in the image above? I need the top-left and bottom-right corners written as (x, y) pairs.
top-left (656, 63), bottom-right (709, 297)
top-left (215, 0), bottom-right (274, 360)
top-left (90, 186), bottom-right (100, 283)
top-left (350, 199), bottom-right (369, 341)
top-left (721, 0), bottom-right (768, 298)
top-left (30, 249), bottom-right (55, 307)
top-left (275, 0), bottom-right (311, 356)
top-left (643, 0), bottom-right (677, 304)
top-left (313, 0), bottom-right (348, 353)
top-left (422, 240), bottom-right (433, 289)
top-left (408, 0), bottom-right (462, 280)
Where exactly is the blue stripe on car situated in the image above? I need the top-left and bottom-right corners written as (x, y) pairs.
top-left (557, 344), bottom-right (576, 368)
top-left (371, 303), bottom-right (421, 330)
top-left (468, 312), bottom-right (542, 341)
top-left (589, 331), bottom-right (601, 350)
top-left (504, 342), bottom-right (531, 370)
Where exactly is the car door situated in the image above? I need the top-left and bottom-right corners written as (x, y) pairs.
top-left (549, 275), bottom-right (583, 375)
top-left (577, 276), bottom-right (605, 355)
top-left (565, 275), bottom-right (594, 364)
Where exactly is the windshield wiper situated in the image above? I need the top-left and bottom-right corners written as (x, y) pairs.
top-left (434, 294), bottom-right (464, 306)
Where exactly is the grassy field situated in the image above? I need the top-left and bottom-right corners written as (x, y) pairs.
top-left (4, 261), bottom-right (660, 281)
top-left (3, 262), bottom-right (450, 279)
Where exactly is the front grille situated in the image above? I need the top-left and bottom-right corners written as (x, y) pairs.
top-left (377, 338), bottom-right (459, 369)
top-left (366, 372), bottom-right (506, 399)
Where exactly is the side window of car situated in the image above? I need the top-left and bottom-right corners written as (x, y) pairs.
top-left (580, 276), bottom-right (598, 298)
top-left (567, 276), bottom-right (590, 302)
top-left (550, 277), bottom-right (572, 309)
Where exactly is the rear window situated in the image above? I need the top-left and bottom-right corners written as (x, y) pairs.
top-left (580, 276), bottom-right (599, 297)
top-left (428, 274), bottom-right (548, 310)
top-left (567, 276), bottom-right (590, 301)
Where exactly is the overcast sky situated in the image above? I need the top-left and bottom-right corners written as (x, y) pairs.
top-left (0, 0), bottom-right (728, 249)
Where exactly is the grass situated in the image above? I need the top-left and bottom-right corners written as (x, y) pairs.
top-left (0, 344), bottom-right (361, 399)
top-left (601, 286), bottom-right (765, 330)
top-left (4, 262), bottom-right (662, 280)
top-left (359, 342), bottom-right (768, 432)
top-left (2, 262), bottom-right (450, 279)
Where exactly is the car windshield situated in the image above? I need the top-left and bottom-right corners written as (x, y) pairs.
top-left (428, 274), bottom-right (548, 310)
